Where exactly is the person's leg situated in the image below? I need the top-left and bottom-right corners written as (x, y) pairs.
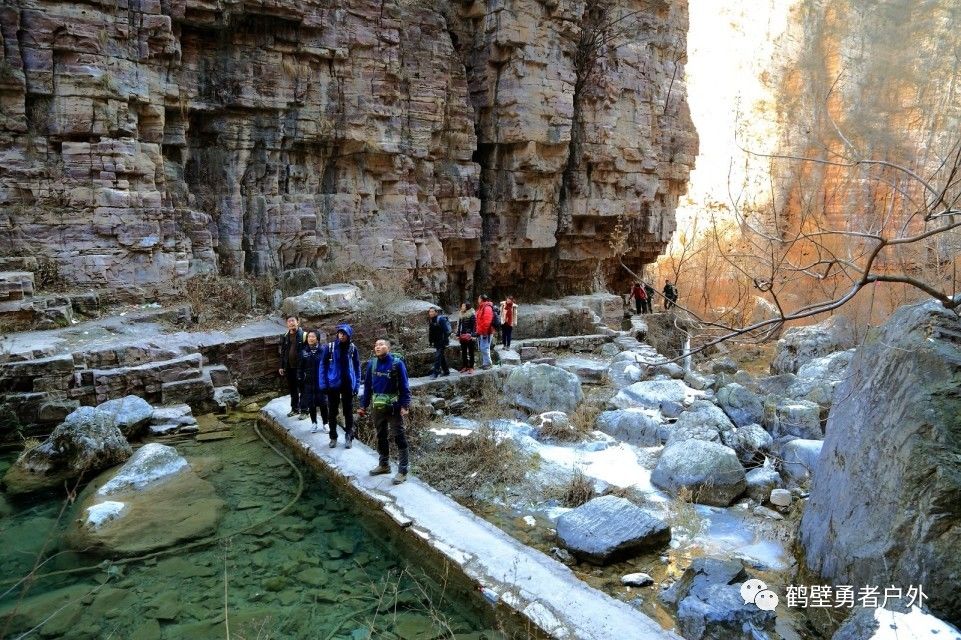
top-left (327, 389), bottom-right (340, 441)
top-left (286, 369), bottom-right (299, 413)
top-left (375, 408), bottom-right (390, 469)
top-left (392, 412), bottom-right (409, 475)
top-left (318, 393), bottom-right (329, 427)
top-left (460, 342), bottom-right (468, 371)
top-left (635, 298), bottom-right (642, 314)
top-left (479, 334), bottom-right (492, 367)
top-left (340, 386), bottom-right (355, 440)
top-left (468, 341), bottom-right (475, 369)
top-left (431, 347), bottom-right (442, 377)
top-left (439, 345), bottom-right (449, 375)
top-left (503, 325), bottom-right (513, 349)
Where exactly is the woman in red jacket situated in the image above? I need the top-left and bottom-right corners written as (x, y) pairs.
top-left (475, 294), bottom-right (495, 369)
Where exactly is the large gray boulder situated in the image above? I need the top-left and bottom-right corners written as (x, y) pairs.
top-left (652, 440), bottom-right (746, 506)
top-left (3, 407), bottom-right (132, 495)
top-left (281, 283), bottom-right (363, 318)
top-left (96, 396), bottom-right (153, 438)
top-left (788, 349), bottom-right (854, 408)
top-left (765, 398), bottom-right (822, 440)
top-left (771, 315), bottom-right (855, 374)
top-left (780, 438), bottom-right (823, 484)
top-left (721, 423), bottom-right (774, 466)
top-left (555, 495), bottom-right (670, 565)
top-left (609, 379), bottom-right (693, 412)
top-left (800, 300), bottom-right (961, 626)
top-left (744, 465), bottom-right (782, 502)
top-left (665, 400), bottom-right (735, 445)
top-left (716, 383), bottom-right (763, 428)
top-left (503, 363), bottom-right (583, 414)
top-left (662, 558), bottom-right (775, 640)
top-left (596, 409), bottom-right (665, 446)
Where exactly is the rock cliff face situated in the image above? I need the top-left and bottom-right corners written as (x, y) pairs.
top-left (0, 0), bottom-right (695, 302)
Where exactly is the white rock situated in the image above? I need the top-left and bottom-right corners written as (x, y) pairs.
top-left (769, 488), bottom-right (792, 507)
top-left (97, 443), bottom-right (189, 496)
top-left (621, 572), bottom-right (654, 587)
top-left (85, 501), bottom-right (127, 528)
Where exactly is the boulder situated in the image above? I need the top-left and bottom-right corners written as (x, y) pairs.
top-left (800, 300), bottom-right (961, 625)
top-left (555, 495), bottom-right (670, 565)
top-left (651, 441), bottom-right (746, 506)
top-left (530, 412), bottom-right (573, 440)
top-left (68, 444), bottom-right (225, 555)
top-left (96, 395), bottom-right (153, 438)
top-left (716, 383), bottom-right (763, 428)
top-left (3, 407), bottom-right (132, 495)
top-left (607, 359), bottom-right (648, 388)
top-left (683, 371), bottom-right (712, 391)
top-left (721, 423), bottom-right (773, 466)
top-left (677, 583), bottom-right (776, 640)
top-left (621, 573), bottom-right (654, 587)
top-left (711, 357), bottom-right (738, 375)
top-left (281, 283), bottom-right (363, 319)
top-left (832, 605), bottom-right (961, 640)
top-left (766, 398), bottom-right (822, 440)
top-left (279, 267), bottom-right (319, 297)
top-left (788, 349), bottom-right (854, 408)
top-left (213, 386), bottom-right (241, 409)
top-left (665, 400), bottom-right (735, 445)
top-left (771, 315), bottom-right (855, 374)
top-left (556, 356), bottom-right (609, 384)
top-left (596, 409), bottom-right (665, 446)
top-left (655, 362), bottom-right (686, 379)
top-left (769, 489), bottom-right (792, 508)
top-left (503, 363), bottom-right (583, 414)
top-left (780, 439), bottom-right (823, 484)
top-left (744, 465), bottom-right (782, 503)
top-left (661, 557), bottom-right (748, 607)
top-left (609, 379), bottom-right (693, 412)
top-left (498, 349), bottom-right (521, 366)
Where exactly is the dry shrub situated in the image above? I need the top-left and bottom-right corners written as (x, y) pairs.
top-left (16, 437), bottom-right (42, 463)
top-left (33, 258), bottom-right (65, 292)
top-left (536, 402), bottom-right (601, 443)
top-left (549, 469), bottom-right (597, 508)
top-left (183, 274), bottom-right (276, 326)
top-left (665, 486), bottom-right (704, 537)
top-left (466, 373), bottom-right (506, 422)
top-left (418, 426), bottom-right (528, 504)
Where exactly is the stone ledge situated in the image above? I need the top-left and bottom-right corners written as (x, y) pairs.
top-left (260, 397), bottom-right (680, 640)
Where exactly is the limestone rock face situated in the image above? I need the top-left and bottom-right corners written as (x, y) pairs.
top-left (799, 300), bottom-right (961, 625)
top-left (0, 0), bottom-right (695, 301)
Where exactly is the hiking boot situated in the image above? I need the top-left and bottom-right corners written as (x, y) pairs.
top-left (369, 464), bottom-right (390, 476)
top-left (442, 371), bottom-right (450, 377)
top-left (286, 409), bottom-right (297, 417)
top-left (329, 439), bottom-right (338, 449)
top-left (430, 373), bottom-right (439, 380)
top-left (344, 433), bottom-right (353, 449)
top-left (298, 412), bottom-right (308, 420)
top-left (392, 473), bottom-right (407, 485)
top-left (310, 423), bottom-right (318, 433)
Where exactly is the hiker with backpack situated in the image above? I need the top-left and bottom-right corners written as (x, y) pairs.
top-left (358, 338), bottom-right (412, 485)
top-left (298, 330), bottom-right (328, 433)
top-left (278, 316), bottom-right (305, 417)
top-left (320, 323), bottom-right (361, 449)
top-left (475, 294), bottom-right (496, 370)
top-left (427, 307), bottom-right (452, 379)
top-left (629, 282), bottom-right (647, 315)
top-left (456, 302), bottom-right (476, 374)
top-left (663, 280), bottom-right (679, 310)
top-left (499, 295), bottom-right (518, 349)
top-left (643, 282), bottom-right (655, 313)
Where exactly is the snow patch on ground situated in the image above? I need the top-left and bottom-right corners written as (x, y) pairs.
top-left (85, 501), bottom-right (126, 528)
top-left (97, 443), bottom-right (188, 496)
top-left (872, 606), bottom-right (961, 640)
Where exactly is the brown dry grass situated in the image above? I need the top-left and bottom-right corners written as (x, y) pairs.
top-left (548, 469), bottom-right (597, 508)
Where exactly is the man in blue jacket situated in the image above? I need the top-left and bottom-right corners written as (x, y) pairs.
top-left (321, 323), bottom-right (361, 449)
top-left (358, 338), bottom-right (412, 484)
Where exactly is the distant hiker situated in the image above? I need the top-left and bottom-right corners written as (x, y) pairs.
top-left (475, 294), bottom-right (496, 370)
top-left (629, 282), bottom-right (647, 315)
top-left (359, 338), bottom-right (412, 485)
top-left (298, 330), bottom-right (328, 433)
top-left (663, 280), bottom-right (679, 310)
top-left (427, 307), bottom-right (452, 379)
top-left (499, 295), bottom-right (518, 349)
top-left (456, 302), bottom-right (476, 374)
top-left (278, 316), bottom-right (305, 418)
top-left (643, 283), bottom-right (655, 314)
top-left (321, 323), bottom-right (361, 449)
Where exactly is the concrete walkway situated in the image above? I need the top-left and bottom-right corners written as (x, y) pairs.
top-left (261, 397), bottom-right (680, 640)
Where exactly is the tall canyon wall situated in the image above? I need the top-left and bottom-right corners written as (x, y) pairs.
top-left (0, 0), bottom-right (696, 303)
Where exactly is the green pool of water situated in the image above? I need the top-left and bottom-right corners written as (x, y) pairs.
top-left (0, 420), bottom-right (503, 640)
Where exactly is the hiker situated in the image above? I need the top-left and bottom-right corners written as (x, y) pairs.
top-left (298, 330), bottom-right (328, 433)
top-left (456, 302), bottom-right (476, 374)
top-left (475, 294), bottom-right (496, 370)
top-left (629, 282), bottom-right (647, 315)
top-left (358, 338), bottom-right (412, 485)
top-left (320, 323), bottom-right (361, 449)
top-left (499, 295), bottom-right (518, 349)
top-left (663, 280), bottom-right (679, 310)
top-left (278, 316), bottom-right (305, 418)
top-left (427, 307), bottom-right (452, 379)
top-left (643, 282), bottom-right (655, 313)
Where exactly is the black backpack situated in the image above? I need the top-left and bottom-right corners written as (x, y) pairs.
top-left (491, 305), bottom-right (503, 329)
